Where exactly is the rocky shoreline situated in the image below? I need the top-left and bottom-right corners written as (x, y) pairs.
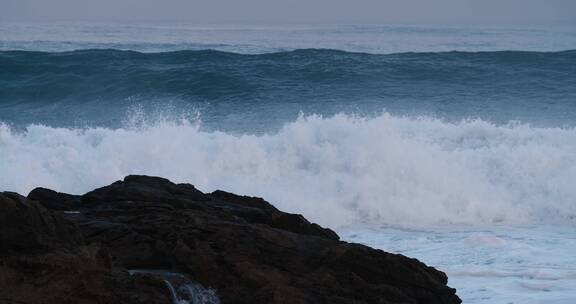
top-left (0, 175), bottom-right (461, 304)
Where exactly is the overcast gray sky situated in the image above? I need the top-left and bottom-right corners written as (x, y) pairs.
top-left (1, 0), bottom-right (575, 25)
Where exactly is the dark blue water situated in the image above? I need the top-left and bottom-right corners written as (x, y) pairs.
top-left (1, 49), bottom-right (575, 131)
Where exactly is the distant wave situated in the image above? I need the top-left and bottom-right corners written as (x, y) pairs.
top-left (2, 113), bottom-right (576, 228)
top-left (1, 48), bottom-right (575, 104)
top-left (2, 48), bottom-right (575, 129)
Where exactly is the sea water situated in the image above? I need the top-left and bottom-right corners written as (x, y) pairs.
top-left (1, 23), bottom-right (575, 303)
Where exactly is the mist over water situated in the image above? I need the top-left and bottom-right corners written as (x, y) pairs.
top-left (2, 23), bottom-right (576, 54)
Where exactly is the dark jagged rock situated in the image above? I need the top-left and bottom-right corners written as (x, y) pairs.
top-left (210, 190), bottom-right (339, 241)
top-left (0, 191), bottom-right (171, 304)
top-left (0, 192), bottom-right (82, 255)
top-left (1, 175), bottom-right (461, 304)
top-left (27, 187), bottom-right (81, 211)
top-left (83, 175), bottom-right (210, 204)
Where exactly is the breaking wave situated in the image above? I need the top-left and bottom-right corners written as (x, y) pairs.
top-left (1, 113), bottom-right (575, 228)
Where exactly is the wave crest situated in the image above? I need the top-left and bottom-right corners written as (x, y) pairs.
top-left (1, 113), bottom-right (575, 227)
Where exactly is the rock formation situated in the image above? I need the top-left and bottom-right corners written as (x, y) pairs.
top-left (0, 175), bottom-right (461, 304)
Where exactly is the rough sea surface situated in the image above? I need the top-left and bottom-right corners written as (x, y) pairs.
top-left (1, 23), bottom-right (575, 303)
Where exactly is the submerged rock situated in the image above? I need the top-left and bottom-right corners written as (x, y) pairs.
top-left (1, 175), bottom-right (461, 304)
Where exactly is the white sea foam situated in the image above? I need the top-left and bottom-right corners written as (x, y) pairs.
top-left (339, 225), bottom-right (576, 303)
top-left (1, 113), bottom-right (576, 228)
top-left (447, 269), bottom-right (576, 280)
top-left (464, 233), bottom-right (507, 247)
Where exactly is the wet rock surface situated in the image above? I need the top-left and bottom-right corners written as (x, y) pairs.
top-left (1, 175), bottom-right (461, 304)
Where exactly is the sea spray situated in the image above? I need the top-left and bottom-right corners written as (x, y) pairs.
top-left (1, 113), bottom-right (575, 228)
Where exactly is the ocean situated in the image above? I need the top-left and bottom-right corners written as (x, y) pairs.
top-left (1, 23), bottom-right (576, 303)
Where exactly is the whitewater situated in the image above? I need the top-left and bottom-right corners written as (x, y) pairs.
top-left (1, 23), bottom-right (576, 303)
top-left (2, 114), bottom-right (576, 228)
